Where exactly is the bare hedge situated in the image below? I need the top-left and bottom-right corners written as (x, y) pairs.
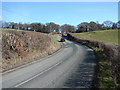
top-left (67, 33), bottom-right (120, 86)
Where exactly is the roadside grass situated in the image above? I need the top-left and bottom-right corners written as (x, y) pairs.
top-left (70, 29), bottom-right (119, 88)
top-left (71, 29), bottom-right (119, 88)
top-left (71, 29), bottom-right (119, 45)
top-left (1, 28), bottom-right (60, 49)
top-left (50, 34), bottom-right (61, 49)
top-left (8, 57), bottom-right (22, 63)
top-left (95, 48), bottom-right (116, 88)
top-left (32, 47), bottom-right (37, 51)
top-left (1, 30), bottom-right (61, 72)
top-left (0, 28), bottom-right (17, 30)
top-left (73, 36), bottom-right (117, 88)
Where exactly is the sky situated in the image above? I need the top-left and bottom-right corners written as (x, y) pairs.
top-left (2, 0), bottom-right (120, 2)
top-left (2, 2), bottom-right (118, 26)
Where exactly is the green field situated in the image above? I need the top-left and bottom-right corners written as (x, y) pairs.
top-left (71, 30), bottom-right (119, 45)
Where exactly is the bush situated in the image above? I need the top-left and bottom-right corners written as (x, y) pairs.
top-left (67, 33), bottom-right (120, 87)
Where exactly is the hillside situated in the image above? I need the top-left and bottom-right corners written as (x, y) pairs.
top-left (1, 30), bottom-right (61, 72)
top-left (71, 30), bottom-right (119, 45)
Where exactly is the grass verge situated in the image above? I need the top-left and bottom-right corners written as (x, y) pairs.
top-left (79, 41), bottom-right (116, 88)
top-left (50, 34), bottom-right (61, 49)
top-left (1, 32), bottom-right (61, 72)
top-left (0, 28), bottom-right (18, 30)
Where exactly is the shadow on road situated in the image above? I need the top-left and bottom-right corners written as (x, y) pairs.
top-left (62, 36), bottom-right (97, 88)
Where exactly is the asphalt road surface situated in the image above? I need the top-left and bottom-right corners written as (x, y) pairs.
top-left (2, 40), bottom-right (96, 88)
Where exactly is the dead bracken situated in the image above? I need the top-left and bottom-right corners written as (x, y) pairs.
top-left (1, 30), bottom-right (60, 72)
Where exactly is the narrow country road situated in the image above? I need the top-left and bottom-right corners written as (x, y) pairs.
top-left (2, 40), bottom-right (96, 88)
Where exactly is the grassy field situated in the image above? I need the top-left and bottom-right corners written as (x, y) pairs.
top-left (71, 30), bottom-right (119, 45)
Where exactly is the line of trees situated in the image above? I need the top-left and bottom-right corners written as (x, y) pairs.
top-left (76, 20), bottom-right (119, 33)
top-left (1, 20), bottom-right (120, 33)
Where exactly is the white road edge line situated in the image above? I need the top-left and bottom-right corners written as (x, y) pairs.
top-left (14, 60), bottom-right (63, 88)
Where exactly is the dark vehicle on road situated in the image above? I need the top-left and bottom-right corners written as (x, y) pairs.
top-left (58, 33), bottom-right (66, 42)
top-left (60, 38), bottom-right (65, 42)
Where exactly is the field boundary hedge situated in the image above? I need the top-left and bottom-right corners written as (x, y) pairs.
top-left (67, 33), bottom-right (120, 87)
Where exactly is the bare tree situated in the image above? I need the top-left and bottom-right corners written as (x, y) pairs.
top-left (60, 24), bottom-right (75, 33)
top-left (77, 22), bottom-right (89, 32)
top-left (103, 20), bottom-right (113, 27)
top-left (46, 22), bottom-right (60, 33)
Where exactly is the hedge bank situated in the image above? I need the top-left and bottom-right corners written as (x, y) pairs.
top-left (67, 33), bottom-right (120, 87)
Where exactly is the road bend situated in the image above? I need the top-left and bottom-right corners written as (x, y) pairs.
top-left (2, 40), bottom-right (96, 88)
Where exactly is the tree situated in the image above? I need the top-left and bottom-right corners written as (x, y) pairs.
top-left (2, 22), bottom-right (10, 28)
top-left (88, 21), bottom-right (97, 31)
top-left (23, 23), bottom-right (30, 30)
top-left (29, 23), bottom-right (44, 32)
top-left (77, 22), bottom-right (89, 32)
top-left (102, 20), bottom-right (113, 30)
top-left (117, 21), bottom-right (120, 29)
top-left (60, 24), bottom-right (75, 33)
top-left (112, 23), bottom-right (117, 29)
top-left (53, 24), bottom-right (60, 33)
top-left (9, 22), bottom-right (18, 29)
top-left (88, 21), bottom-right (103, 31)
top-left (46, 22), bottom-right (60, 33)
top-left (18, 22), bottom-right (23, 30)
top-left (42, 25), bottom-right (47, 33)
